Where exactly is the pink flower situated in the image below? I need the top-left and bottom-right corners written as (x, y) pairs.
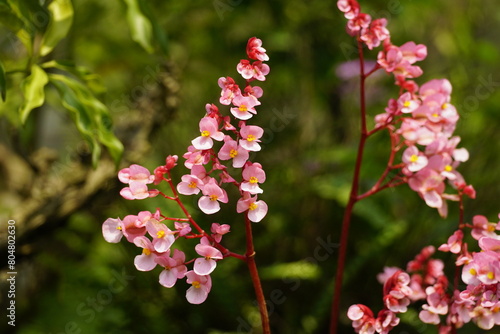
top-left (337, 0), bottom-right (360, 20)
top-left (183, 145), bottom-right (210, 168)
top-left (360, 18), bottom-right (389, 49)
top-left (177, 174), bottom-right (205, 195)
top-left (174, 222), bottom-right (192, 236)
top-left (218, 76), bottom-right (241, 105)
top-left (462, 251), bottom-right (500, 285)
top-left (419, 289), bottom-right (448, 324)
top-left (246, 37), bottom-right (269, 61)
top-left (218, 136), bottom-right (250, 168)
top-left (375, 310), bottom-right (400, 334)
top-left (237, 193), bottom-right (268, 222)
top-left (192, 117), bottom-right (224, 150)
top-left (239, 125), bottom-right (264, 151)
top-left (397, 92), bottom-right (420, 114)
top-left (408, 168), bottom-right (446, 213)
top-left (194, 241), bottom-right (223, 275)
top-left (237, 60), bottom-right (270, 81)
top-left (438, 230), bottom-right (463, 254)
top-left (146, 220), bottom-right (176, 253)
top-left (133, 236), bottom-right (158, 271)
top-left (118, 164), bottom-right (159, 200)
top-left (120, 211), bottom-right (154, 242)
top-left (230, 95), bottom-right (259, 120)
top-left (211, 223), bottom-right (230, 243)
top-left (347, 304), bottom-right (376, 334)
top-left (241, 162), bottom-right (266, 194)
top-left (185, 271), bottom-right (212, 304)
top-left (156, 249), bottom-right (187, 288)
top-left (348, 13), bottom-right (371, 34)
top-left (198, 178), bottom-right (228, 214)
top-left (102, 218), bottom-right (124, 243)
top-left (471, 215), bottom-right (497, 240)
top-left (402, 146), bottom-right (428, 172)
top-left (399, 41), bottom-right (427, 64)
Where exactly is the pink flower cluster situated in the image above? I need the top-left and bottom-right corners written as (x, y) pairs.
top-left (347, 270), bottom-right (412, 334)
top-left (102, 37), bottom-right (270, 305)
top-left (180, 36), bottom-right (269, 223)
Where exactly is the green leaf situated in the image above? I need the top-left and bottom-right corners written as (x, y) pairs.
top-left (19, 64), bottom-right (48, 123)
top-left (48, 73), bottom-right (123, 167)
top-left (41, 60), bottom-right (105, 93)
top-left (40, 0), bottom-right (73, 57)
top-left (123, 0), bottom-right (154, 53)
top-left (0, 60), bottom-right (6, 101)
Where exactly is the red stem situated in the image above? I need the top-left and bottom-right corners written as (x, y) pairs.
top-left (244, 215), bottom-right (270, 333)
top-left (330, 40), bottom-right (368, 333)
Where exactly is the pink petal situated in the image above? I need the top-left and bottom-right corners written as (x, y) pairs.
top-left (159, 269), bottom-right (178, 288)
top-left (186, 285), bottom-right (209, 304)
top-left (194, 258), bottom-right (217, 275)
top-left (198, 196), bottom-right (221, 214)
top-left (134, 254), bottom-right (157, 271)
top-left (102, 218), bottom-right (123, 243)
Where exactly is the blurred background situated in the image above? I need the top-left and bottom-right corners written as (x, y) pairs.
top-left (0, 0), bottom-right (499, 333)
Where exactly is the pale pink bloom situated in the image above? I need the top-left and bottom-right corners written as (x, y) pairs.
top-left (183, 145), bottom-right (210, 168)
top-left (230, 95), bottom-right (258, 120)
top-left (471, 215), bottom-right (497, 240)
top-left (472, 307), bottom-right (495, 330)
top-left (120, 182), bottom-right (159, 200)
top-left (194, 242), bottom-right (223, 275)
top-left (360, 18), bottom-right (389, 49)
top-left (146, 220), bottom-right (176, 253)
top-left (419, 289), bottom-right (449, 324)
top-left (118, 164), bottom-right (155, 185)
top-left (239, 125), bottom-right (264, 151)
top-left (377, 46), bottom-right (403, 73)
top-left (479, 237), bottom-right (500, 252)
top-left (237, 193), bottom-right (268, 222)
top-left (156, 249), bottom-right (187, 288)
top-left (198, 178), bottom-right (228, 214)
top-left (174, 222), bottom-right (191, 237)
top-left (185, 271), bottom-right (212, 304)
top-left (218, 76), bottom-right (241, 105)
top-left (377, 266), bottom-right (401, 285)
top-left (120, 211), bottom-right (154, 242)
top-left (337, 0), bottom-right (360, 20)
top-left (347, 304), bottom-right (376, 334)
top-left (250, 61), bottom-right (270, 81)
top-left (133, 236), bottom-right (158, 271)
top-left (192, 117), bottom-right (224, 150)
top-left (402, 146), bottom-right (428, 172)
top-left (438, 230), bottom-right (463, 254)
top-left (348, 13), bottom-right (371, 34)
top-left (408, 168), bottom-right (445, 210)
top-left (399, 41), bottom-right (427, 64)
top-left (244, 84), bottom-right (263, 100)
top-left (375, 310), bottom-right (400, 334)
top-left (102, 218), bottom-right (124, 243)
top-left (241, 162), bottom-right (266, 194)
top-left (398, 92), bottom-right (420, 114)
top-left (384, 290), bottom-right (410, 313)
top-left (218, 136), bottom-right (250, 168)
top-left (462, 251), bottom-right (500, 285)
top-left (237, 59), bottom-right (255, 80)
top-left (177, 174), bottom-right (204, 195)
top-left (246, 37), bottom-right (269, 61)
top-left (419, 79), bottom-right (453, 100)
top-left (211, 223), bottom-right (230, 243)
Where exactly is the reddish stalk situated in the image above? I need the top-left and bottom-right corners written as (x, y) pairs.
top-left (330, 40), bottom-right (369, 333)
top-left (244, 215), bottom-right (270, 333)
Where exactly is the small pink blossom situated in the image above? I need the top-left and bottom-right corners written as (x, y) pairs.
top-left (156, 249), bottom-right (187, 288)
top-left (198, 178), bottom-right (228, 214)
top-left (237, 193), bottom-right (268, 222)
top-left (146, 220), bottom-right (176, 253)
top-left (471, 215), bottom-right (497, 240)
top-left (194, 241), bottom-right (223, 275)
top-left (218, 136), bottom-right (250, 168)
top-left (211, 223), bottom-right (230, 243)
top-left (230, 94), bottom-right (259, 120)
top-left (337, 0), bottom-right (360, 20)
top-left (118, 164), bottom-right (155, 185)
top-left (246, 37), bottom-right (269, 61)
top-left (239, 125), bottom-right (264, 151)
top-left (177, 174), bottom-right (205, 195)
top-left (402, 146), bottom-right (428, 172)
top-left (438, 230), bottom-right (463, 254)
top-left (133, 236), bottom-right (158, 271)
top-left (183, 145), bottom-right (210, 168)
top-left (185, 271), bottom-right (212, 304)
top-left (174, 222), bottom-right (191, 237)
top-left (408, 168), bottom-right (446, 213)
top-left (218, 76), bottom-right (241, 105)
top-left (241, 162), bottom-right (266, 194)
top-left (192, 117), bottom-right (224, 150)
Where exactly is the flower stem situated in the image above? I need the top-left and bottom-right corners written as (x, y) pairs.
top-left (330, 40), bottom-right (368, 333)
top-left (245, 215), bottom-right (270, 333)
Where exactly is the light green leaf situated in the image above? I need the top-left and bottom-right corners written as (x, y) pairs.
top-left (123, 0), bottom-right (154, 53)
top-left (40, 0), bottom-right (73, 57)
top-left (0, 60), bottom-right (6, 101)
top-left (48, 73), bottom-right (123, 167)
top-left (19, 64), bottom-right (48, 123)
top-left (41, 60), bottom-right (105, 93)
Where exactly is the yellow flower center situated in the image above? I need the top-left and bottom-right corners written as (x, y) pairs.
top-left (239, 104), bottom-right (248, 112)
top-left (143, 248), bottom-right (151, 256)
top-left (247, 134), bottom-right (256, 142)
top-left (116, 226), bottom-right (122, 231)
top-left (230, 149), bottom-right (238, 158)
top-left (192, 281), bottom-right (201, 289)
top-left (188, 181), bottom-right (197, 188)
top-left (469, 268), bottom-right (477, 276)
top-left (249, 176), bottom-right (258, 184)
top-left (488, 224), bottom-right (496, 232)
top-left (441, 103), bottom-right (448, 110)
top-left (157, 230), bottom-right (165, 238)
top-left (488, 272), bottom-right (495, 280)
top-left (201, 130), bottom-right (210, 137)
top-left (209, 195), bottom-right (219, 201)
top-left (432, 113), bottom-right (439, 118)
top-left (403, 101), bottom-right (411, 108)
top-left (249, 202), bottom-right (258, 211)
top-left (444, 165), bottom-right (453, 172)
top-left (410, 154), bottom-right (419, 163)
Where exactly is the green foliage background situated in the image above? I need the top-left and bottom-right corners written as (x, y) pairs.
top-left (1, 0), bottom-right (499, 333)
